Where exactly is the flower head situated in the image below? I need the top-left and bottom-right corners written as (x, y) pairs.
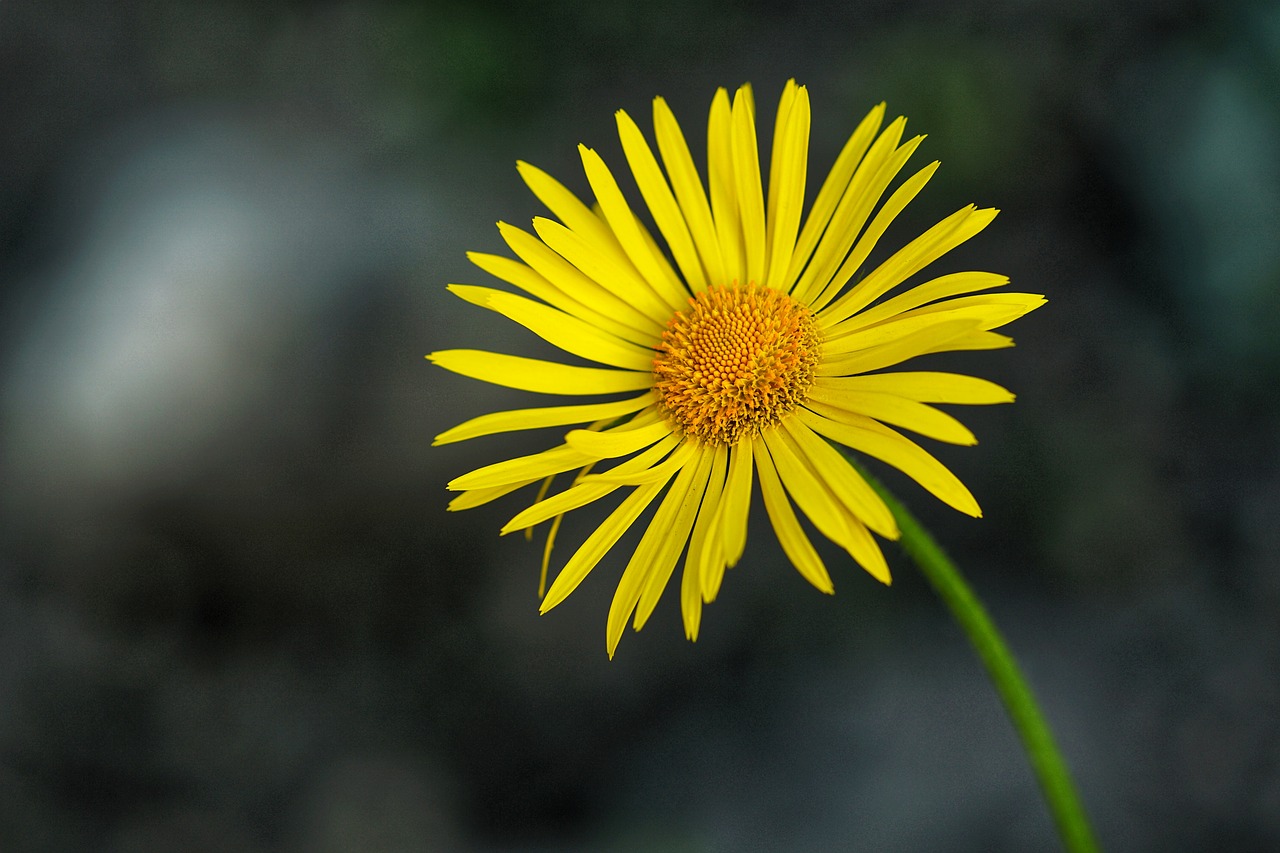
top-left (429, 81), bottom-right (1043, 657)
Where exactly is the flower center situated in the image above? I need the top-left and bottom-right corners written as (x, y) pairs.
top-left (653, 283), bottom-right (820, 447)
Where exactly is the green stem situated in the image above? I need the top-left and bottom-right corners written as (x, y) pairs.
top-left (853, 461), bottom-right (1099, 853)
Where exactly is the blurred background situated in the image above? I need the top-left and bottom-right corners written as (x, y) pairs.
top-left (1, 0), bottom-right (1277, 850)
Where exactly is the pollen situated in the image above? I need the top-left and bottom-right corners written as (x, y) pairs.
top-left (653, 283), bottom-right (820, 446)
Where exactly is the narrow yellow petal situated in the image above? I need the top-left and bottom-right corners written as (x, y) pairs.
top-left (765, 80), bottom-right (797, 259)
top-left (634, 447), bottom-right (715, 631)
top-left (653, 96), bottom-right (725, 289)
top-left (752, 434), bottom-right (834, 593)
top-left (816, 318), bottom-right (984, 377)
top-left (579, 144), bottom-right (689, 310)
top-left (516, 160), bottom-right (624, 260)
top-left (496, 222), bottom-right (665, 336)
top-left (447, 284), bottom-right (657, 371)
top-left (837, 503), bottom-right (892, 584)
top-left (806, 384), bottom-right (978, 445)
top-left (433, 393), bottom-right (653, 446)
top-left (810, 155), bottom-right (940, 313)
top-left (790, 118), bottom-right (911, 305)
top-left (616, 109), bottom-right (707, 291)
top-left (786, 103), bottom-right (886, 291)
top-left (447, 479), bottom-right (539, 511)
top-left (428, 350), bottom-right (652, 396)
top-left (731, 86), bottom-right (767, 286)
top-left (606, 448), bottom-right (707, 657)
top-left (777, 416), bottom-right (898, 538)
top-left (760, 426), bottom-right (854, 552)
top-left (502, 435), bottom-right (683, 533)
top-left (685, 442), bottom-right (727, 617)
top-left (765, 425), bottom-right (892, 581)
top-left (565, 418), bottom-right (671, 458)
top-left (584, 437), bottom-right (698, 485)
top-left (798, 407), bottom-right (982, 517)
top-left (680, 542), bottom-right (704, 642)
top-left (525, 473), bottom-right (559, 542)
top-left (531, 216), bottom-right (675, 325)
top-left (467, 251), bottom-right (655, 348)
top-left (448, 443), bottom-right (594, 491)
top-left (703, 439), bottom-right (753, 601)
top-left (819, 205), bottom-right (1000, 328)
top-left (934, 330), bottom-right (1016, 353)
top-left (829, 271), bottom-right (1010, 332)
top-left (634, 212), bottom-right (685, 297)
top-left (883, 292), bottom-right (1047, 330)
top-left (540, 476), bottom-right (671, 614)
top-left (816, 371), bottom-right (1015, 404)
top-left (823, 294), bottom-right (1045, 354)
top-left (764, 82), bottom-right (809, 291)
top-left (707, 87), bottom-right (743, 284)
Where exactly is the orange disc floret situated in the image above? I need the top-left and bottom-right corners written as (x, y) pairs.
top-left (653, 283), bottom-right (820, 446)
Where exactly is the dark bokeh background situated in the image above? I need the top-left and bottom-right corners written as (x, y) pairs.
top-left (2, 0), bottom-right (1278, 850)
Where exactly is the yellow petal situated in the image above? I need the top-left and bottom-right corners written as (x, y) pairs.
top-left (633, 212), bottom-right (685, 298)
top-left (731, 85), bottom-right (767, 286)
top-left (497, 222), bottom-right (665, 336)
top-left (816, 371), bottom-right (1015, 404)
top-left (765, 81), bottom-right (797, 261)
top-left (467, 250), bottom-right (655, 348)
top-left (540, 476), bottom-right (671, 614)
top-left (790, 118), bottom-right (911, 305)
top-left (448, 443), bottom-right (594, 491)
top-left (786, 103), bottom-right (885, 291)
top-left (819, 205), bottom-right (1000, 328)
top-left (806, 384), bottom-right (978, 445)
top-left (634, 447), bottom-right (716, 631)
top-left (816, 318), bottom-right (985, 377)
top-left (583, 437), bottom-right (698, 485)
top-left (798, 407), bottom-right (981, 517)
top-left (809, 155), bottom-right (938, 313)
top-left (653, 96), bottom-right (725, 290)
top-left (707, 87), bottom-right (743, 284)
top-left (433, 392), bottom-right (654, 446)
top-left (752, 434), bottom-right (833, 593)
top-left (823, 306), bottom-right (1018, 356)
top-left (579, 144), bottom-right (689, 310)
top-left (763, 425), bottom-right (892, 582)
top-left (760, 426), bottom-right (854, 553)
top-left (516, 159), bottom-right (624, 261)
top-left (830, 271), bottom-right (1010, 332)
top-left (884, 292), bottom-right (1046, 330)
top-left (703, 439), bottom-right (753, 601)
top-left (502, 435), bottom-right (683, 533)
top-left (777, 416), bottom-right (898, 538)
top-left (616, 109), bottom-right (707, 292)
top-left (447, 479), bottom-right (538, 511)
top-left (447, 285), bottom-right (657, 371)
top-left (530, 216), bottom-right (676, 326)
top-left (764, 82), bottom-right (810, 291)
top-left (933, 330), bottom-right (1016, 353)
top-left (606, 448), bottom-right (709, 657)
top-left (824, 293), bottom-right (1046, 351)
top-left (565, 418), bottom-right (671, 458)
top-left (428, 349), bottom-right (652, 396)
top-left (683, 442), bottom-right (727, 636)
top-left (680, 541), bottom-right (704, 643)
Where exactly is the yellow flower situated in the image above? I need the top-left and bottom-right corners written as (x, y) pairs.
top-left (429, 81), bottom-right (1043, 657)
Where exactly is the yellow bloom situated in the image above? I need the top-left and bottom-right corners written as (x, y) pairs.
top-left (429, 81), bottom-right (1043, 657)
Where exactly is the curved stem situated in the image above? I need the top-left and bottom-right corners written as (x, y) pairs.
top-left (853, 460), bottom-right (1099, 852)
